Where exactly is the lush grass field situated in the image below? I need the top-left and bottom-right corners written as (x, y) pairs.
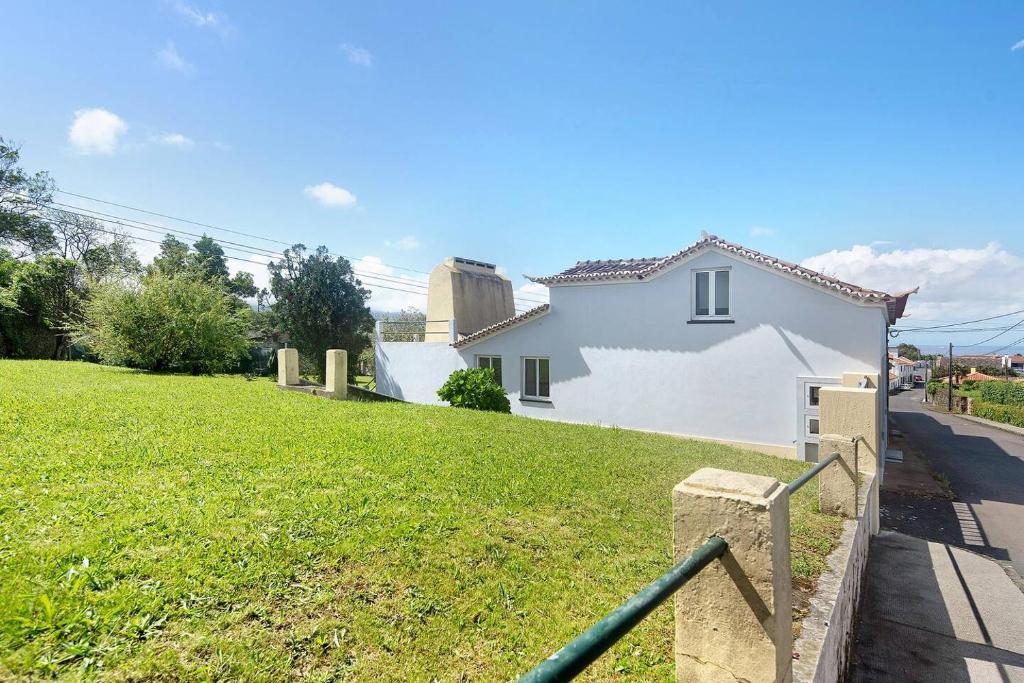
top-left (0, 361), bottom-right (840, 681)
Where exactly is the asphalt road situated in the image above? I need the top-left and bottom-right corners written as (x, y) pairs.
top-left (884, 388), bottom-right (1024, 575)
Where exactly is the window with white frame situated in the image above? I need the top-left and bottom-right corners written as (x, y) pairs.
top-left (476, 355), bottom-right (502, 385)
top-left (692, 268), bottom-right (731, 318)
top-left (522, 357), bottom-right (550, 400)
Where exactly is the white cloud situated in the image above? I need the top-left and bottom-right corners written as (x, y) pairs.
top-left (157, 41), bottom-right (193, 72)
top-left (750, 226), bottom-right (776, 238)
top-left (154, 132), bottom-right (194, 148)
top-left (385, 235), bottom-right (420, 250)
top-left (304, 182), bottom-right (358, 208)
top-left (515, 282), bottom-right (549, 309)
top-left (167, 1), bottom-right (234, 37)
top-left (68, 108), bottom-right (128, 155)
top-left (353, 255), bottom-right (428, 312)
top-left (213, 140), bottom-right (231, 151)
top-left (1012, 38), bottom-right (1024, 51)
top-left (340, 43), bottom-right (373, 66)
top-left (801, 242), bottom-right (1024, 325)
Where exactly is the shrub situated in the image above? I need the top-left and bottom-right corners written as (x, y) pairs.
top-left (78, 274), bottom-right (251, 374)
top-left (437, 367), bottom-right (511, 413)
top-left (977, 380), bottom-right (1024, 407)
top-left (972, 400), bottom-right (1024, 428)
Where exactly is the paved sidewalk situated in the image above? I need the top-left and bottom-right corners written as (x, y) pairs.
top-left (850, 532), bottom-right (1024, 682)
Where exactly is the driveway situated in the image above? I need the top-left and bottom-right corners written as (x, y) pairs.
top-left (883, 388), bottom-right (1024, 575)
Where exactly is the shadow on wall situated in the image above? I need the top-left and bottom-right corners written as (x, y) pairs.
top-left (374, 344), bottom-right (405, 401)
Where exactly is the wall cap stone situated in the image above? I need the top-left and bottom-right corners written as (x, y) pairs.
top-left (674, 467), bottom-right (783, 500)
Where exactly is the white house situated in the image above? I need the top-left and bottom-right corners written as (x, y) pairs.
top-left (375, 235), bottom-right (915, 462)
top-left (888, 354), bottom-right (915, 389)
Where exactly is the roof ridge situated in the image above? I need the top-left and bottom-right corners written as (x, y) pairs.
top-left (451, 304), bottom-right (551, 348)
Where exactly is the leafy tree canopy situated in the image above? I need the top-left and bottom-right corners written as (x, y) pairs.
top-left (268, 244), bottom-right (373, 382)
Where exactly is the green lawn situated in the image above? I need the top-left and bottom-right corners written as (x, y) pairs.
top-left (0, 361), bottom-right (840, 681)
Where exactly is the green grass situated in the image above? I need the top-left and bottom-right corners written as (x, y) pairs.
top-left (0, 361), bottom-right (841, 681)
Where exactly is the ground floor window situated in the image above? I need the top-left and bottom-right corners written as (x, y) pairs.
top-left (522, 357), bottom-right (550, 399)
top-left (476, 355), bottom-right (502, 385)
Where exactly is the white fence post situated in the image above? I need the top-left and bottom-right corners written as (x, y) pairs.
top-left (375, 320), bottom-right (384, 342)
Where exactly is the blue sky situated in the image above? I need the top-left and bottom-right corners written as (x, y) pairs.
top-left (3, 1), bottom-right (1023, 348)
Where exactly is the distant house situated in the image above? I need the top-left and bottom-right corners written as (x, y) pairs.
top-left (1003, 355), bottom-right (1024, 373)
top-left (888, 353), bottom-right (915, 389)
top-left (963, 371), bottom-right (1000, 382)
top-left (375, 235), bottom-right (916, 462)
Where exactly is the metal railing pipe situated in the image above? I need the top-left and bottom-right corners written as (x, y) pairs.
top-left (787, 451), bottom-right (840, 494)
top-left (518, 535), bottom-right (728, 683)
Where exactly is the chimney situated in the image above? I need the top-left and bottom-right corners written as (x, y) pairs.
top-left (425, 257), bottom-right (515, 341)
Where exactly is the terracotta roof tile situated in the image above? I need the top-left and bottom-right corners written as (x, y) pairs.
top-left (452, 304), bottom-right (550, 348)
top-left (526, 234), bottom-right (917, 313)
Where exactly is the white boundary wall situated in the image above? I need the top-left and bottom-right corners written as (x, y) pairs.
top-left (375, 341), bottom-right (465, 404)
top-left (793, 473), bottom-right (877, 683)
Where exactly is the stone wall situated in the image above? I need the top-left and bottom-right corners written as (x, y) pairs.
top-left (793, 473), bottom-right (877, 683)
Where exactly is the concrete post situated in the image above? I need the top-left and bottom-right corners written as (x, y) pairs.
top-left (819, 385), bottom-right (879, 533)
top-left (818, 434), bottom-right (858, 517)
top-left (325, 349), bottom-right (348, 400)
top-left (277, 348), bottom-right (299, 386)
top-left (673, 468), bottom-right (792, 683)
top-left (374, 320), bottom-right (384, 342)
top-left (448, 318), bottom-right (458, 343)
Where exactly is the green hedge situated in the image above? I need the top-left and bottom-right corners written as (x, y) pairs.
top-left (972, 400), bottom-right (1024, 428)
top-left (977, 381), bottom-right (1024, 407)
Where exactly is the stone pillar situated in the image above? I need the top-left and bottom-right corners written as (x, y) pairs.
top-left (673, 468), bottom-right (792, 683)
top-left (277, 348), bottom-right (299, 386)
top-left (819, 386), bottom-right (879, 533)
top-left (818, 434), bottom-right (858, 517)
top-left (325, 349), bottom-right (348, 400)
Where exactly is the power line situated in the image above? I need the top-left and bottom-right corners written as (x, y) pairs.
top-left (958, 318), bottom-right (1024, 348)
top-left (988, 335), bottom-right (1024, 356)
top-left (892, 308), bottom-right (1024, 332)
top-left (14, 186), bottom-right (550, 307)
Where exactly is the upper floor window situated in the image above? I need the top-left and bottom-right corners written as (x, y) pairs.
top-left (692, 268), bottom-right (731, 318)
top-left (476, 355), bottom-right (502, 385)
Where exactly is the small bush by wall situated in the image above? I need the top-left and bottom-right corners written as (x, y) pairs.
top-left (437, 367), bottom-right (511, 413)
top-left (977, 381), bottom-right (1024, 407)
top-left (972, 400), bottom-right (1024, 428)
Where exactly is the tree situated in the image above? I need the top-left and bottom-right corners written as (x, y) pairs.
top-left (0, 251), bottom-right (85, 359)
top-left (78, 274), bottom-right (251, 374)
top-left (48, 210), bottom-right (141, 282)
top-left (0, 138), bottom-right (56, 256)
top-left (897, 343), bottom-right (921, 361)
top-left (376, 307), bottom-right (427, 341)
top-left (268, 244), bottom-right (373, 382)
top-left (189, 235), bottom-right (231, 284)
top-left (150, 235), bottom-right (190, 277)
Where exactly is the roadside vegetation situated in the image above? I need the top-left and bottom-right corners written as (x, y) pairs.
top-left (0, 361), bottom-right (841, 680)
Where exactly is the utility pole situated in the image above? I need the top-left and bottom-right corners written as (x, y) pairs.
top-left (948, 342), bottom-right (953, 412)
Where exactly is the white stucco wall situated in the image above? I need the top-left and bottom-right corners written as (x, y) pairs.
top-left (375, 341), bottom-right (465, 404)
top-left (377, 247), bottom-right (890, 454)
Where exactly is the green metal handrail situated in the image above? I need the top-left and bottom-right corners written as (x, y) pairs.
top-left (787, 451), bottom-right (840, 494)
top-left (517, 535), bottom-right (728, 683)
top-left (520, 455), bottom-right (843, 682)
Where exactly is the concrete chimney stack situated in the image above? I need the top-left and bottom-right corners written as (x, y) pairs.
top-left (425, 257), bottom-right (515, 341)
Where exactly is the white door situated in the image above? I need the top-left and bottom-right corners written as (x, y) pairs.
top-left (797, 376), bottom-right (840, 462)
